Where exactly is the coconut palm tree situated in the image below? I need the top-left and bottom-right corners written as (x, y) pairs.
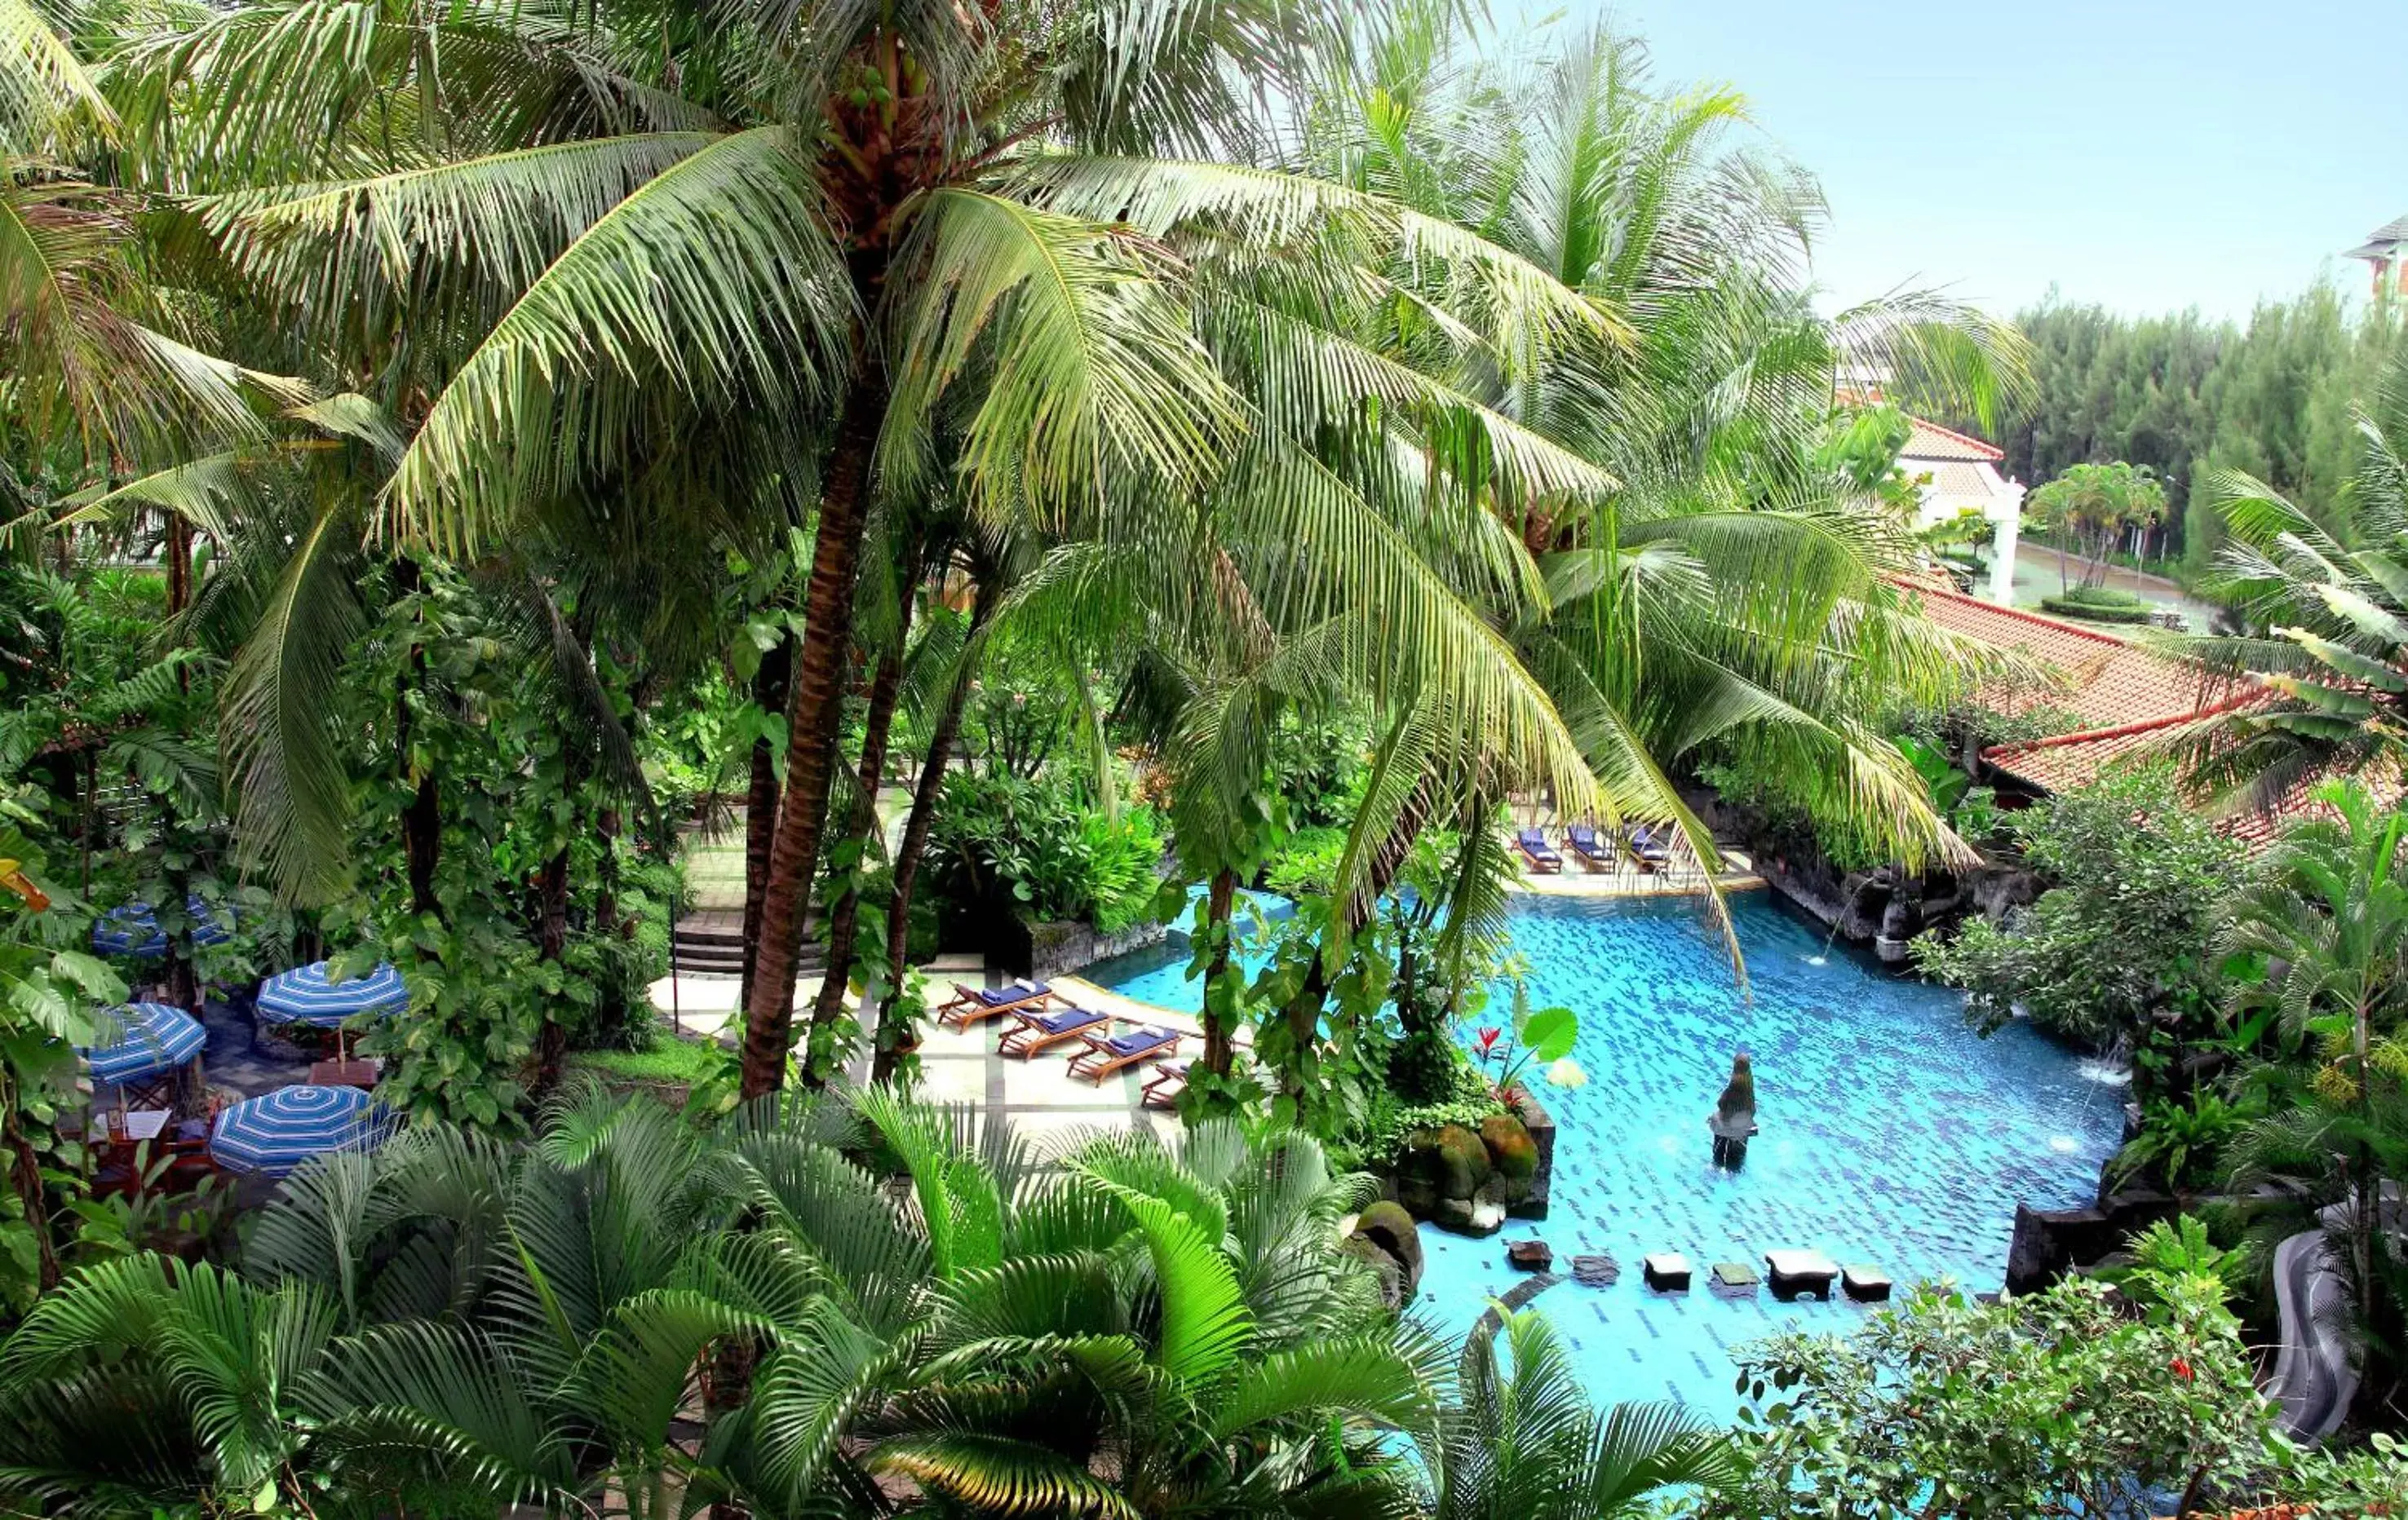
top-left (1299, 16), bottom-right (2028, 892)
top-left (2184, 356), bottom-right (2408, 808)
top-left (104, 0), bottom-right (1621, 1102)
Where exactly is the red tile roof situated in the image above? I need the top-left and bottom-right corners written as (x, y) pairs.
top-left (1977, 688), bottom-right (2272, 793)
top-left (1892, 581), bottom-right (2360, 849)
top-left (1909, 583), bottom-right (2229, 733)
top-left (1901, 416), bottom-right (2006, 463)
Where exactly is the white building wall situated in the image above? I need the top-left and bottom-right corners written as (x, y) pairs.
top-left (1906, 457), bottom-right (2026, 605)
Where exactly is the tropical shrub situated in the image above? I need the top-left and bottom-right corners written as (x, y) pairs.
top-left (1262, 825), bottom-right (1348, 899)
top-left (1914, 764), bottom-right (2246, 1076)
top-left (2113, 1090), bottom-right (2250, 1193)
top-left (2040, 585), bottom-right (2154, 622)
top-left (923, 772), bottom-right (1165, 933)
top-left (1702, 1275), bottom-right (2277, 1519)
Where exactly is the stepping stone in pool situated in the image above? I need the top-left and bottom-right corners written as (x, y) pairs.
top-left (1506, 1239), bottom-right (1553, 1272)
top-left (1764, 1250), bottom-right (1839, 1302)
top-left (1642, 1253), bottom-right (1691, 1292)
top-left (1571, 1253), bottom-right (1620, 1287)
top-left (1710, 1262), bottom-right (1760, 1295)
top-left (1841, 1263), bottom-right (1892, 1303)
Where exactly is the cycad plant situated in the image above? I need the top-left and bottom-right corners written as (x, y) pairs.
top-left (1429, 1308), bottom-right (1733, 1520)
top-left (0, 1086), bottom-right (1449, 1516)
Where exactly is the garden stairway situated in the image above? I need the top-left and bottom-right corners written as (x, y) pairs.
top-left (671, 910), bottom-right (822, 979)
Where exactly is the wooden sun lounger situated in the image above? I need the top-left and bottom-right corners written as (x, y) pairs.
top-left (1512, 828), bottom-right (1563, 874)
top-left (1565, 825), bottom-right (1614, 870)
top-left (1067, 1026), bottom-right (1182, 1083)
top-left (936, 979), bottom-right (1058, 1030)
top-left (1141, 1060), bottom-right (1190, 1109)
top-left (998, 1004), bottom-right (1109, 1058)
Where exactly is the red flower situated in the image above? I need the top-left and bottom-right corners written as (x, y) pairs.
top-left (2170, 1357), bottom-right (2193, 1381)
top-left (1475, 1027), bottom-right (1502, 1055)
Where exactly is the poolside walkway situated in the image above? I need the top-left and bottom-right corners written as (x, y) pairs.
top-left (1508, 846), bottom-right (1764, 898)
top-left (644, 961), bottom-right (1206, 1140)
top-left (642, 847), bottom-right (1757, 1137)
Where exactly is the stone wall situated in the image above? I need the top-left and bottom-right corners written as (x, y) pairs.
top-left (1691, 781), bottom-right (2041, 957)
top-left (2004, 1188), bottom-right (2183, 1295)
top-left (1018, 916), bottom-right (1173, 983)
top-left (1377, 1093), bottom-right (1557, 1236)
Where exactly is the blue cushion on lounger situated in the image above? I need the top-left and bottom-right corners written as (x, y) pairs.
top-left (1518, 828), bottom-right (1560, 858)
top-left (975, 980), bottom-right (1050, 1006)
top-left (1104, 1026), bottom-right (1176, 1057)
top-left (1568, 824), bottom-right (1600, 850)
top-left (1030, 1005), bottom-right (1105, 1035)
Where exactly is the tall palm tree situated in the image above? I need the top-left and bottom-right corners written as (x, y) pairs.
top-left (2184, 356), bottom-right (2408, 807)
top-left (107, 0), bottom-right (1619, 1101)
top-left (1303, 17), bottom-right (2028, 892)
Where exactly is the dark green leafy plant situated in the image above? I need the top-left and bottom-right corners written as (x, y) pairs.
top-left (1914, 765), bottom-right (2246, 1078)
top-left (2112, 1091), bottom-right (2246, 1194)
top-left (1706, 1276), bottom-right (2274, 1519)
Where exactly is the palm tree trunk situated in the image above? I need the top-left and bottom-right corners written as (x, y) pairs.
top-left (801, 583), bottom-right (916, 1084)
top-left (2, 1071), bottom-right (57, 1293)
top-left (1201, 867), bottom-right (1240, 1079)
top-left (163, 512), bottom-right (191, 616)
top-left (533, 843), bottom-right (570, 1094)
top-left (392, 555), bottom-right (443, 920)
top-left (740, 377), bottom-right (883, 1100)
top-left (872, 579), bottom-right (995, 1083)
top-left (737, 639), bottom-right (791, 1015)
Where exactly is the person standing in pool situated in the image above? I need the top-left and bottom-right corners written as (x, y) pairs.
top-left (1710, 1049), bottom-right (1757, 1169)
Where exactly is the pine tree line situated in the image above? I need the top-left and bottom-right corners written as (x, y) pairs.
top-left (1943, 281), bottom-right (2402, 573)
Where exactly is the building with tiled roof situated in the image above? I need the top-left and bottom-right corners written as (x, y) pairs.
top-left (1903, 581), bottom-right (2408, 851)
top-left (2346, 212), bottom-right (2408, 298)
top-left (1910, 582), bottom-right (2229, 736)
top-left (1898, 418), bottom-right (2026, 605)
top-left (1897, 581), bottom-right (2350, 850)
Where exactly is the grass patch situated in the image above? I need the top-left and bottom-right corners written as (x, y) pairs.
top-left (569, 1037), bottom-right (727, 1085)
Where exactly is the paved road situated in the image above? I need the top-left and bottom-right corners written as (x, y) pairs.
top-left (2012, 545), bottom-right (2223, 629)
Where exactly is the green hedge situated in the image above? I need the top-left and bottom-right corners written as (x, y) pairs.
top-left (2040, 593), bottom-right (2154, 624)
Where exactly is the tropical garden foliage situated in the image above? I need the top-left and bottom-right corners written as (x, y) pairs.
top-left (14, 0), bottom-right (2408, 1507)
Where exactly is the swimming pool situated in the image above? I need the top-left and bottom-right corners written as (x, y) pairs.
top-left (1086, 889), bottom-right (2125, 1419)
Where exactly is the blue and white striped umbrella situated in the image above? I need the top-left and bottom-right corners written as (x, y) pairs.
top-left (91, 895), bottom-right (235, 958)
top-left (77, 1001), bottom-right (207, 1084)
top-left (208, 1085), bottom-right (392, 1176)
top-left (255, 961), bottom-right (409, 1028)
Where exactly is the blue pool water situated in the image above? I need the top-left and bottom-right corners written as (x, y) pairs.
top-left (1087, 889), bottom-right (2125, 1419)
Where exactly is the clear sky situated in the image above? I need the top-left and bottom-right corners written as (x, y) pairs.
top-left (1520, 0), bottom-right (2408, 321)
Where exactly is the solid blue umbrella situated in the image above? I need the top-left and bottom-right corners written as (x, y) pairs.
top-left (91, 895), bottom-right (234, 957)
top-left (255, 961), bottom-right (409, 1029)
top-left (208, 1085), bottom-right (391, 1176)
top-left (77, 1001), bottom-right (207, 1085)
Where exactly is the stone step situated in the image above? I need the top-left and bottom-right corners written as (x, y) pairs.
top-left (666, 939), bottom-right (823, 975)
